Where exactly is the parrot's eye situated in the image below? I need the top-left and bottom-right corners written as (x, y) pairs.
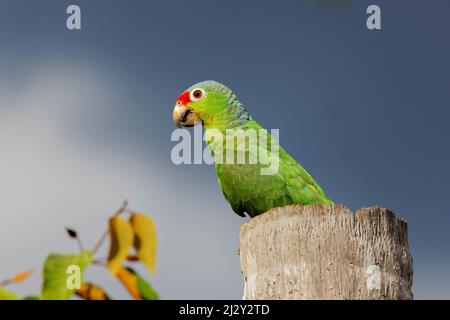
top-left (190, 88), bottom-right (205, 101)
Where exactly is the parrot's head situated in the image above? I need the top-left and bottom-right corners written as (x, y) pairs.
top-left (172, 81), bottom-right (249, 130)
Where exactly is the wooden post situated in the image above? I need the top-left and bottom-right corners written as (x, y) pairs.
top-left (239, 205), bottom-right (413, 300)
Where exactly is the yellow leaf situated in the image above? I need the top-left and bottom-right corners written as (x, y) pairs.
top-left (107, 215), bottom-right (134, 275)
top-left (75, 283), bottom-right (110, 300)
top-left (130, 213), bottom-right (157, 275)
top-left (116, 267), bottom-right (141, 300)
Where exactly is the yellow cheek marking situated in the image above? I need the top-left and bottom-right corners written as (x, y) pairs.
top-left (195, 109), bottom-right (204, 118)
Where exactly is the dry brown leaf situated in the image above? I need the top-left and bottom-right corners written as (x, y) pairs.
top-left (12, 269), bottom-right (33, 284)
top-left (75, 283), bottom-right (111, 300)
top-left (116, 267), bottom-right (141, 300)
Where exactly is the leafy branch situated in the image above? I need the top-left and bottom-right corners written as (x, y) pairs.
top-left (0, 200), bottom-right (159, 300)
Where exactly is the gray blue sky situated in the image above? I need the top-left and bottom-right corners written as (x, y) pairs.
top-left (1, 0), bottom-right (449, 299)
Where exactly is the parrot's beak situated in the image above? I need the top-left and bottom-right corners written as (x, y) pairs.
top-left (173, 103), bottom-right (198, 128)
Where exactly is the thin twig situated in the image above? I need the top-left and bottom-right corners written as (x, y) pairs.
top-left (91, 200), bottom-right (128, 255)
top-left (91, 229), bottom-right (109, 256)
top-left (76, 237), bottom-right (84, 252)
top-left (92, 259), bottom-right (107, 267)
top-left (65, 227), bottom-right (85, 252)
top-left (0, 279), bottom-right (12, 287)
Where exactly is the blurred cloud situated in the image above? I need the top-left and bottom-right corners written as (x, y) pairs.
top-left (0, 59), bottom-right (243, 299)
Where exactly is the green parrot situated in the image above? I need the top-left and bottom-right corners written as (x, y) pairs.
top-left (173, 81), bottom-right (333, 218)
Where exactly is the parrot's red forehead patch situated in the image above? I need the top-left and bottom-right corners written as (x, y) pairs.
top-left (176, 91), bottom-right (190, 105)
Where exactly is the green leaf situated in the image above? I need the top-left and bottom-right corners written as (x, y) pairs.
top-left (0, 287), bottom-right (21, 300)
top-left (136, 274), bottom-right (159, 300)
top-left (41, 250), bottom-right (92, 300)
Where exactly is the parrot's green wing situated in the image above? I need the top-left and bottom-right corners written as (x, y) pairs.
top-left (216, 120), bottom-right (332, 217)
top-left (278, 146), bottom-right (333, 206)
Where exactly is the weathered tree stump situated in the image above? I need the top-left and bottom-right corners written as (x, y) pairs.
top-left (239, 205), bottom-right (413, 300)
